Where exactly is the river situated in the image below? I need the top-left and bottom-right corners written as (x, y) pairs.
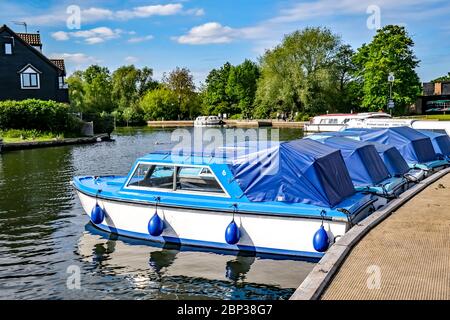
top-left (0, 126), bottom-right (316, 300)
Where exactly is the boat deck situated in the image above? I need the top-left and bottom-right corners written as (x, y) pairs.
top-left (320, 173), bottom-right (450, 300)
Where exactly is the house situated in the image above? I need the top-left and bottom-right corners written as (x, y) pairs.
top-left (0, 24), bottom-right (69, 103)
top-left (415, 81), bottom-right (450, 114)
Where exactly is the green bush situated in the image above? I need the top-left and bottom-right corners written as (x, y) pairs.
top-left (228, 114), bottom-right (242, 120)
top-left (294, 113), bottom-right (311, 122)
top-left (0, 99), bottom-right (79, 134)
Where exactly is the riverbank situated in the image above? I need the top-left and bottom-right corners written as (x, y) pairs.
top-left (290, 168), bottom-right (450, 300)
top-left (147, 120), bottom-right (307, 128)
top-left (0, 134), bottom-right (112, 152)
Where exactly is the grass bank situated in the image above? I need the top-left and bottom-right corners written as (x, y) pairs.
top-left (0, 129), bottom-right (73, 143)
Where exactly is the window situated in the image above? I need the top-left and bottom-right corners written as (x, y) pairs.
top-left (58, 76), bottom-right (66, 89)
top-left (126, 163), bottom-right (226, 195)
top-left (128, 164), bottom-right (175, 189)
top-left (176, 167), bottom-right (225, 194)
top-left (19, 66), bottom-right (40, 89)
top-left (5, 43), bottom-right (12, 55)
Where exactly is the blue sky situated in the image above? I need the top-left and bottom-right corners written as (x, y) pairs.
top-left (1, 0), bottom-right (450, 85)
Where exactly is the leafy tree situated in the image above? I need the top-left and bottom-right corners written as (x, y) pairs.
top-left (353, 25), bottom-right (421, 114)
top-left (111, 65), bottom-right (140, 111)
top-left (332, 45), bottom-right (362, 112)
top-left (226, 59), bottom-right (260, 118)
top-left (255, 27), bottom-right (342, 118)
top-left (432, 72), bottom-right (450, 82)
top-left (67, 71), bottom-right (85, 114)
top-left (82, 65), bottom-right (114, 113)
top-left (203, 62), bottom-right (233, 115)
top-left (137, 67), bottom-right (159, 96)
top-left (163, 67), bottom-right (197, 119)
top-left (140, 87), bottom-right (179, 120)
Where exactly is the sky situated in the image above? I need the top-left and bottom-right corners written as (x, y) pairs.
top-left (1, 0), bottom-right (450, 85)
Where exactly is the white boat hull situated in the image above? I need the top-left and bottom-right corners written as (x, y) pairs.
top-left (77, 191), bottom-right (352, 258)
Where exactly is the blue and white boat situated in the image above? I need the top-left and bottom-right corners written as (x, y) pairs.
top-left (72, 139), bottom-right (376, 259)
top-left (417, 130), bottom-right (450, 160)
top-left (342, 127), bottom-right (449, 174)
top-left (307, 131), bottom-right (425, 185)
top-left (306, 136), bottom-right (407, 202)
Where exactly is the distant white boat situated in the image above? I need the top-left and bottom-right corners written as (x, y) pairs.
top-left (346, 118), bottom-right (450, 136)
top-left (304, 112), bottom-right (392, 133)
top-left (194, 116), bottom-right (222, 127)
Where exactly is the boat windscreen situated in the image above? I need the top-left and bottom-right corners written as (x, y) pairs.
top-left (417, 130), bottom-right (450, 157)
top-left (321, 137), bottom-right (390, 186)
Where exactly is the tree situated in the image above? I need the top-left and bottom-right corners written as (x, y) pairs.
top-left (140, 87), bottom-right (179, 120)
top-left (163, 67), bottom-right (196, 119)
top-left (67, 71), bottom-right (85, 114)
top-left (203, 62), bottom-right (233, 115)
top-left (353, 25), bottom-right (421, 114)
top-left (432, 72), bottom-right (450, 82)
top-left (111, 65), bottom-right (140, 111)
top-left (226, 59), bottom-right (260, 118)
top-left (82, 65), bottom-right (114, 113)
top-left (255, 27), bottom-right (342, 118)
top-left (332, 45), bottom-right (362, 112)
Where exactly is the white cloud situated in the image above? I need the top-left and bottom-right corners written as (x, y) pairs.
top-left (21, 3), bottom-right (205, 26)
top-left (50, 52), bottom-right (100, 73)
top-left (116, 4), bottom-right (183, 19)
top-left (175, 22), bottom-right (237, 45)
top-left (125, 56), bottom-right (139, 63)
top-left (184, 8), bottom-right (205, 16)
top-left (51, 31), bottom-right (70, 41)
top-left (52, 27), bottom-right (123, 45)
top-left (128, 35), bottom-right (154, 43)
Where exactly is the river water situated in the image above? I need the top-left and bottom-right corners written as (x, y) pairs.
top-left (0, 126), bottom-right (316, 300)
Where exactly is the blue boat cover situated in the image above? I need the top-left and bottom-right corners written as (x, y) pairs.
top-left (344, 127), bottom-right (437, 164)
top-left (311, 131), bottom-right (410, 176)
top-left (317, 137), bottom-right (390, 186)
top-left (229, 139), bottom-right (356, 208)
top-left (417, 130), bottom-right (450, 157)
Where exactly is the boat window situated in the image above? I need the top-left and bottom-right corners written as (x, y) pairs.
top-left (128, 164), bottom-right (174, 189)
top-left (176, 166), bottom-right (225, 194)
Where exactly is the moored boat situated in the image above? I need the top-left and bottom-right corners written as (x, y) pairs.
top-left (72, 139), bottom-right (377, 259)
top-left (194, 116), bottom-right (223, 127)
top-left (303, 112), bottom-right (392, 133)
top-left (343, 127), bottom-right (449, 174)
top-left (306, 136), bottom-right (407, 202)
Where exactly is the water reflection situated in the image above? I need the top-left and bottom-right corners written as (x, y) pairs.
top-left (79, 223), bottom-right (314, 299)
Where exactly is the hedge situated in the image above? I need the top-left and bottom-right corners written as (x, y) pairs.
top-left (0, 99), bottom-right (82, 133)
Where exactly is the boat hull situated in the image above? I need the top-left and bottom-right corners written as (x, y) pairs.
top-left (76, 190), bottom-right (352, 259)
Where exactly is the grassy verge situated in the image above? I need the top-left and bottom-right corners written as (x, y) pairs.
top-left (401, 115), bottom-right (450, 121)
top-left (0, 129), bottom-right (65, 143)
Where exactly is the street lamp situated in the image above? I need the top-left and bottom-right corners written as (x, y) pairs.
top-left (387, 72), bottom-right (395, 116)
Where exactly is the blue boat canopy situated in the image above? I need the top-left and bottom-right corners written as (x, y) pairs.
top-left (417, 130), bottom-right (450, 157)
top-left (229, 139), bottom-right (356, 208)
top-left (343, 127), bottom-right (437, 164)
top-left (310, 131), bottom-right (410, 177)
top-left (315, 137), bottom-right (390, 186)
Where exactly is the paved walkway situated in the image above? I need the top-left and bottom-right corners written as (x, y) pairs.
top-left (321, 174), bottom-right (450, 300)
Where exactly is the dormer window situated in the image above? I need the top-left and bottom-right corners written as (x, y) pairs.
top-left (18, 64), bottom-right (41, 89)
top-left (5, 43), bottom-right (12, 55)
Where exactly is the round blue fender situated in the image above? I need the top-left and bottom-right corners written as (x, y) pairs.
top-left (225, 220), bottom-right (240, 245)
top-left (91, 203), bottom-right (105, 224)
top-left (148, 212), bottom-right (164, 236)
top-left (313, 225), bottom-right (329, 252)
